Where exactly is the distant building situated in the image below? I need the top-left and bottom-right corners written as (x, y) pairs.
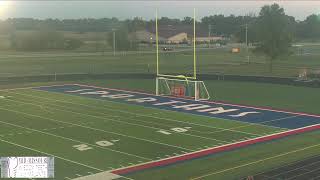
top-left (130, 25), bottom-right (224, 44)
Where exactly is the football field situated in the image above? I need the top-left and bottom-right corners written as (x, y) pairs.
top-left (0, 84), bottom-right (320, 179)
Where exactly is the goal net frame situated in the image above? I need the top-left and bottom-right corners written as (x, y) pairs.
top-left (156, 77), bottom-right (210, 101)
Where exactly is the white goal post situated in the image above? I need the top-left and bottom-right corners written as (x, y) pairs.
top-left (156, 77), bottom-right (210, 101)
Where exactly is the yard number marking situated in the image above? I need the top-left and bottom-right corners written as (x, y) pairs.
top-left (157, 127), bottom-right (191, 135)
top-left (73, 140), bottom-right (118, 151)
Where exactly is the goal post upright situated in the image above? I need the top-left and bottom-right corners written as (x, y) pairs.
top-left (156, 8), bottom-right (159, 76)
top-left (155, 8), bottom-right (210, 101)
top-left (193, 8), bottom-right (197, 79)
top-left (155, 8), bottom-right (197, 80)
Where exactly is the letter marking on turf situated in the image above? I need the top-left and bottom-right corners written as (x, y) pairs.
top-left (229, 112), bottom-right (260, 117)
top-left (172, 104), bottom-right (210, 111)
top-left (80, 91), bottom-right (109, 95)
top-left (101, 94), bottom-right (135, 99)
top-left (153, 100), bottom-right (185, 106)
top-left (127, 97), bottom-right (157, 103)
top-left (66, 89), bottom-right (93, 93)
top-left (198, 107), bottom-right (239, 114)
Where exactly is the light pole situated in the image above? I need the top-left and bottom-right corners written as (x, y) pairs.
top-left (245, 23), bottom-right (250, 64)
top-left (208, 24), bottom-right (212, 48)
top-left (112, 28), bottom-right (116, 56)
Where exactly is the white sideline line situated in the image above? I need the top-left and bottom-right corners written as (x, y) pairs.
top-left (268, 159), bottom-right (320, 179)
top-left (71, 171), bottom-right (129, 180)
top-left (208, 115), bottom-right (300, 135)
top-left (287, 166), bottom-right (320, 180)
top-left (10, 89), bottom-right (266, 136)
top-left (0, 120), bottom-right (151, 161)
top-left (0, 138), bottom-right (103, 171)
top-left (0, 105), bottom-right (193, 152)
top-left (109, 123), bottom-right (320, 175)
top-left (253, 155), bottom-right (320, 178)
top-left (4, 91), bottom-right (256, 143)
top-left (0, 84), bottom-right (75, 92)
top-left (34, 84), bottom-right (287, 132)
top-left (190, 142), bottom-right (320, 180)
top-left (11, 90), bottom-right (237, 135)
top-left (4, 95), bottom-right (229, 143)
top-left (73, 83), bottom-right (320, 118)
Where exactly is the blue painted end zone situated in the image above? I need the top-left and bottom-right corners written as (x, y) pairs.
top-left (34, 84), bottom-right (320, 130)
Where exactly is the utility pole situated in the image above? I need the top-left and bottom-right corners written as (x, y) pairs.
top-left (245, 23), bottom-right (250, 64)
top-left (112, 28), bottom-right (116, 56)
top-left (208, 24), bottom-right (212, 48)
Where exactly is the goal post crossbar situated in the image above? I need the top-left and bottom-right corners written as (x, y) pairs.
top-left (157, 74), bottom-right (197, 80)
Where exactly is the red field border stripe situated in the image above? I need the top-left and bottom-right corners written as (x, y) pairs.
top-left (111, 123), bottom-right (320, 175)
top-left (72, 83), bottom-right (320, 118)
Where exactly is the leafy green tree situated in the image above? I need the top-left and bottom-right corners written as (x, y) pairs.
top-left (297, 14), bottom-right (320, 40)
top-left (182, 17), bottom-right (193, 25)
top-left (254, 3), bottom-right (293, 72)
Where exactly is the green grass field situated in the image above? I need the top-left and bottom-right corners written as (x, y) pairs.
top-left (0, 44), bottom-right (319, 179)
top-left (0, 44), bottom-right (320, 78)
top-left (0, 79), bottom-right (319, 179)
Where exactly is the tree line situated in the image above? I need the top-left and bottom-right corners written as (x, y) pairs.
top-left (0, 10), bottom-right (319, 41)
top-left (0, 3), bottom-right (319, 63)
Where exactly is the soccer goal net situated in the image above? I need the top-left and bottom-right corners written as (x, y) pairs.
top-left (156, 77), bottom-right (210, 101)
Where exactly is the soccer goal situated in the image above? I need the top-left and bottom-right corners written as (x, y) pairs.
top-left (156, 77), bottom-right (210, 101)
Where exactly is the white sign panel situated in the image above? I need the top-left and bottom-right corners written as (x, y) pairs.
top-left (1, 157), bottom-right (54, 178)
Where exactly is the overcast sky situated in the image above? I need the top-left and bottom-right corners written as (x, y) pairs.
top-left (0, 1), bottom-right (319, 21)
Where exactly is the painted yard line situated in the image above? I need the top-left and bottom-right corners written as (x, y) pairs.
top-left (80, 84), bottom-right (320, 118)
top-left (0, 86), bottom-right (34, 92)
top-left (0, 106), bottom-right (193, 152)
top-left (110, 123), bottom-right (320, 175)
top-left (252, 154), bottom-right (320, 178)
top-left (211, 100), bottom-right (320, 118)
top-left (287, 167), bottom-right (320, 180)
top-left (268, 159), bottom-right (320, 179)
top-left (18, 89), bottom-right (267, 136)
top-left (2, 97), bottom-right (229, 144)
top-left (0, 120), bottom-right (151, 161)
top-left (0, 138), bottom-right (104, 172)
top-left (73, 83), bottom-right (320, 118)
top-left (190, 142), bottom-right (320, 180)
top-left (6, 90), bottom-right (258, 136)
top-left (13, 91), bottom-right (213, 135)
top-left (72, 171), bottom-right (134, 180)
top-left (44, 85), bottom-right (287, 131)
top-left (0, 84), bottom-right (76, 92)
top-left (5, 83), bottom-right (320, 119)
